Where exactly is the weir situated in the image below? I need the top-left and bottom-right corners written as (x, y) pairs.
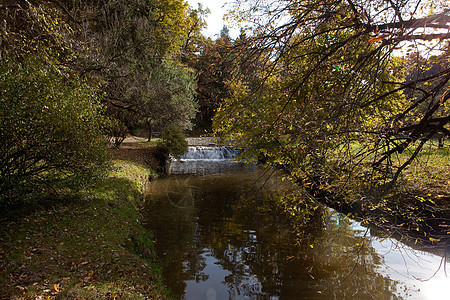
top-left (167, 146), bottom-right (249, 175)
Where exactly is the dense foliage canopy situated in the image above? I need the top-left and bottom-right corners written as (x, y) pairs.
top-left (215, 0), bottom-right (450, 192)
top-left (0, 56), bottom-right (110, 203)
top-left (0, 0), bottom-right (202, 203)
top-left (186, 30), bottom-right (236, 133)
top-left (74, 0), bottom-right (199, 138)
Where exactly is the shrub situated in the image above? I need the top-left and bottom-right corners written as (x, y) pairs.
top-left (157, 124), bottom-right (188, 160)
top-left (108, 119), bottom-right (129, 149)
top-left (0, 55), bottom-right (111, 205)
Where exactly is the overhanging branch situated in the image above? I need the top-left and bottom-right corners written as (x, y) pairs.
top-left (361, 11), bottom-right (450, 32)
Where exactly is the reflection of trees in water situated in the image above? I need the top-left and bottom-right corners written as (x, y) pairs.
top-left (308, 210), bottom-right (396, 299)
top-left (144, 175), bottom-right (402, 299)
top-left (144, 176), bottom-right (200, 297)
top-left (205, 193), bottom-right (400, 299)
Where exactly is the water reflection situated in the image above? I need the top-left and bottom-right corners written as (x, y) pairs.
top-left (143, 169), bottom-right (448, 299)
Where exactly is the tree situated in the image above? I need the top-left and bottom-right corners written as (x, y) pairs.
top-left (140, 60), bottom-right (198, 140)
top-left (179, 3), bottom-right (210, 64)
top-left (157, 124), bottom-right (189, 159)
top-left (0, 0), bottom-right (112, 205)
top-left (403, 50), bottom-right (450, 148)
top-left (189, 35), bottom-right (236, 133)
top-left (0, 0), bottom-right (82, 65)
top-left (214, 0), bottom-right (450, 190)
top-left (0, 56), bottom-right (110, 204)
top-left (63, 0), bottom-right (199, 139)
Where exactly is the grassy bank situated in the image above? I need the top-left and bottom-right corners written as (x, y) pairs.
top-left (397, 146), bottom-right (449, 198)
top-left (0, 142), bottom-right (167, 299)
top-left (323, 143), bottom-right (449, 253)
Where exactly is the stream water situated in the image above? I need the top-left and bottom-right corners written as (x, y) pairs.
top-left (144, 148), bottom-right (449, 299)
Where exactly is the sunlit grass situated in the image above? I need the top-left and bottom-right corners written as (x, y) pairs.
top-left (396, 145), bottom-right (449, 197)
top-left (110, 160), bottom-right (153, 194)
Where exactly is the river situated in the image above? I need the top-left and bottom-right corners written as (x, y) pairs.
top-left (143, 150), bottom-right (448, 299)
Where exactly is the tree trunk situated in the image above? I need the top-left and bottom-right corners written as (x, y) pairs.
top-left (147, 121), bottom-right (153, 142)
top-left (438, 137), bottom-right (444, 149)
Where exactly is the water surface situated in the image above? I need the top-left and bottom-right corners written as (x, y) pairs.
top-left (144, 169), bottom-right (449, 299)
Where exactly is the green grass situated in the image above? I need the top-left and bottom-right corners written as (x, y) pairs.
top-left (319, 140), bottom-right (449, 250)
top-left (336, 139), bottom-right (449, 194)
top-left (0, 160), bottom-right (168, 299)
top-left (396, 146), bottom-right (449, 198)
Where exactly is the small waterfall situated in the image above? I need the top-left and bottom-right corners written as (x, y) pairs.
top-left (167, 146), bottom-right (248, 175)
top-left (180, 146), bottom-right (239, 160)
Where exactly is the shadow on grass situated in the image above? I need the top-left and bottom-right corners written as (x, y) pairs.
top-left (108, 142), bottom-right (166, 173)
top-left (0, 170), bottom-right (167, 299)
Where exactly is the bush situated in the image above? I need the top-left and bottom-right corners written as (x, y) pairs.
top-left (108, 119), bottom-right (129, 149)
top-left (0, 55), bottom-right (111, 205)
top-left (157, 124), bottom-right (188, 159)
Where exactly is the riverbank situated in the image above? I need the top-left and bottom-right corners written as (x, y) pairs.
top-left (311, 145), bottom-right (450, 255)
top-left (1, 140), bottom-right (446, 298)
top-left (0, 142), bottom-right (167, 299)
